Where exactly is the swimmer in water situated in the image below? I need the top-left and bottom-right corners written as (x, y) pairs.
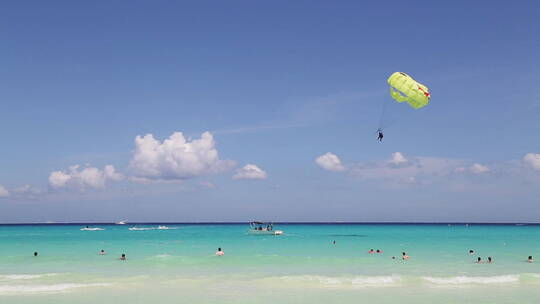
top-left (528, 256), bottom-right (534, 263)
top-left (119, 253), bottom-right (126, 261)
top-left (332, 240), bottom-right (336, 245)
top-left (99, 249), bottom-right (106, 255)
top-left (376, 249), bottom-right (383, 253)
top-left (368, 249), bottom-right (375, 254)
top-left (391, 256), bottom-right (396, 259)
top-left (216, 248), bottom-right (224, 256)
top-left (402, 252), bottom-right (409, 260)
top-left (469, 249), bottom-right (475, 254)
top-left (34, 251), bottom-right (38, 257)
top-left (488, 257), bottom-right (492, 263)
top-left (476, 257), bottom-right (482, 263)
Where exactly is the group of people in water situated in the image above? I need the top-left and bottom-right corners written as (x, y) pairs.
top-left (31, 248), bottom-right (225, 260)
top-left (30, 246), bottom-right (534, 263)
top-left (95, 249), bottom-right (126, 260)
top-left (468, 249), bottom-right (534, 263)
top-left (469, 249), bottom-right (491, 263)
top-left (362, 247), bottom-right (534, 263)
top-left (93, 250), bottom-right (126, 260)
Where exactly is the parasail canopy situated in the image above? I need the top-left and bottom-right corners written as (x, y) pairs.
top-left (387, 72), bottom-right (430, 109)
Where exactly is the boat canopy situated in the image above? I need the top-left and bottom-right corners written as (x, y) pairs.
top-left (250, 221), bottom-right (273, 225)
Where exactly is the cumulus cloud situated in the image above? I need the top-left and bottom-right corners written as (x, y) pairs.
top-left (316, 152), bottom-right (346, 172)
top-left (349, 153), bottom-right (463, 183)
top-left (233, 164), bottom-right (268, 180)
top-left (104, 165), bottom-right (124, 181)
top-left (49, 170), bottom-right (71, 188)
top-left (0, 185), bottom-right (9, 197)
top-left (389, 152), bottom-right (408, 166)
top-left (455, 163), bottom-right (490, 174)
top-left (524, 153), bottom-right (540, 170)
top-left (48, 165), bottom-right (124, 190)
top-left (129, 131), bottom-right (235, 181)
top-left (12, 184), bottom-right (44, 195)
top-left (470, 163), bottom-right (490, 174)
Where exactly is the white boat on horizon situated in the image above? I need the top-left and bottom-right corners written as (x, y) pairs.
top-left (116, 221), bottom-right (127, 225)
top-left (80, 226), bottom-right (105, 231)
top-left (157, 225), bottom-right (177, 230)
top-left (248, 222), bottom-right (283, 235)
top-left (128, 227), bottom-right (154, 231)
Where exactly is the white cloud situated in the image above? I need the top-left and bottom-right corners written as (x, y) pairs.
top-left (389, 152), bottom-right (408, 166)
top-left (49, 170), bottom-right (71, 188)
top-left (48, 165), bottom-right (124, 190)
top-left (454, 167), bottom-right (466, 173)
top-left (350, 154), bottom-right (462, 183)
top-left (524, 153), bottom-right (540, 170)
top-left (12, 184), bottom-right (43, 195)
top-left (233, 164), bottom-right (268, 180)
top-left (104, 165), bottom-right (124, 181)
top-left (129, 131), bottom-right (235, 181)
top-left (470, 163), bottom-right (490, 174)
top-left (5, 184), bottom-right (46, 200)
top-left (0, 185), bottom-right (9, 197)
top-left (316, 152), bottom-right (346, 172)
top-left (455, 163), bottom-right (490, 175)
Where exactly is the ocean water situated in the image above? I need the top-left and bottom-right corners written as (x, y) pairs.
top-left (1, 223), bottom-right (540, 303)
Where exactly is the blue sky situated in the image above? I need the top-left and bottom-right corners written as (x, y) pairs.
top-left (1, 1), bottom-right (539, 222)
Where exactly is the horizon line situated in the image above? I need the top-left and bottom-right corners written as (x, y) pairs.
top-left (1, 221), bottom-right (539, 225)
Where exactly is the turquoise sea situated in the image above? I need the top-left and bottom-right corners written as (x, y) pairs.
top-left (1, 223), bottom-right (540, 303)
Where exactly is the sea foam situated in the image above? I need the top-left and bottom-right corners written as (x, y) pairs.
top-left (281, 275), bottom-right (401, 287)
top-left (0, 283), bottom-right (111, 295)
top-left (0, 273), bottom-right (59, 280)
top-left (422, 275), bottom-right (520, 285)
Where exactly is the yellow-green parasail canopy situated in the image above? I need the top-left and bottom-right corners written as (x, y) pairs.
top-left (387, 72), bottom-right (430, 109)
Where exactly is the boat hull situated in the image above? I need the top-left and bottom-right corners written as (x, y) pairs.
top-left (248, 230), bottom-right (283, 235)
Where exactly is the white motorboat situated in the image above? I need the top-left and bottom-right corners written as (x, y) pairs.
top-left (248, 222), bottom-right (283, 235)
top-left (80, 226), bottom-right (105, 231)
top-left (116, 221), bottom-right (127, 225)
top-left (128, 227), bottom-right (154, 231)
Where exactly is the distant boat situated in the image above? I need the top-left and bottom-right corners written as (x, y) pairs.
top-left (128, 227), bottom-right (154, 231)
top-left (128, 225), bottom-right (176, 230)
top-left (80, 226), bottom-right (105, 231)
top-left (116, 221), bottom-right (127, 225)
top-left (248, 222), bottom-right (283, 235)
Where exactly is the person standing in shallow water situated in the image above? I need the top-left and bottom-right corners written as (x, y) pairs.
top-left (33, 251), bottom-right (38, 257)
top-left (528, 256), bottom-right (534, 263)
top-left (119, 253), bottom-right (126, 260)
